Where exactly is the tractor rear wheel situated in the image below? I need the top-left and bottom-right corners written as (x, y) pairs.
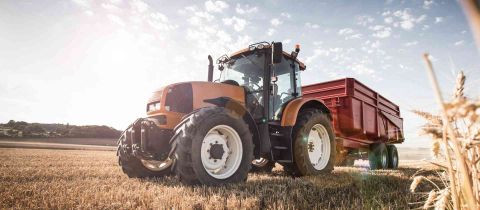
top-left (117, 138), bottom-right (173, 178)
top-left (284, 109), bottom-right (335, 176)
top-left (173, 107), bottom-right (254, 185)
top-left (368, 143), bottom-right (388, 170)
top-left (387, 144), bottom-right (399, 169)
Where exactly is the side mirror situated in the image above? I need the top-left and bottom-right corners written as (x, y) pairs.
top-left (272, 42), bottom-right (283, 64)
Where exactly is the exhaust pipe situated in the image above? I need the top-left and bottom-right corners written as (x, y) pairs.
top-left (207, 55), bottom-right (213, 82)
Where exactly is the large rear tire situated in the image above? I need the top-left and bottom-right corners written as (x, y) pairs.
top-left (368, 143), bottom-right (388, 170)
top-left (387, 144), bottom-right (399, 169)
top-left (117, 138), bottom-right (172, 178)
top-left (173, 107), bottom-right (254, 185)
top-left (284, 109), bottom-right (335, 176)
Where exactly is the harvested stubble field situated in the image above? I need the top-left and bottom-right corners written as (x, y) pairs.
top-left (0, 148), bottom-right (439, 209)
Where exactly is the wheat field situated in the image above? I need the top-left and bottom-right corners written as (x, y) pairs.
top-left (0, 148), bottom-right (439, 209)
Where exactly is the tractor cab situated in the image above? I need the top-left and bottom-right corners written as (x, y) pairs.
top-left (214, 42), bottom-right (306, 122)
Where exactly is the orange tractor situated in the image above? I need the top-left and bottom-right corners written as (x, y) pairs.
top-left (117, 41), bottom-right (403, 185)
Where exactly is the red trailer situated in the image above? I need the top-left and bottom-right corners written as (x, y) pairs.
top-left (302, 78), bottom-right (404, 167)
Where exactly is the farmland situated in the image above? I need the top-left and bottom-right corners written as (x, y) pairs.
top-left (0, 147), bottom-right (439, 209)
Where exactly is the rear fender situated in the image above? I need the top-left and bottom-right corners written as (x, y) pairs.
top-left (204, 97), bottom-right (261, 158)
top-left (280, 98), bottom-right (332, 126)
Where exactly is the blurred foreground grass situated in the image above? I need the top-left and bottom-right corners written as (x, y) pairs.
top-left (0, 148), bottom-right (439, 209)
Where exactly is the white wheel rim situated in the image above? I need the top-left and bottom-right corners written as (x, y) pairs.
top-left (307, 124), bottom-right (331, 170)
top-left (252, 158), bottom-right (268, 167)
top-left (201, 125), bottom-right (243, 179)
top-left (141, 158), bottom-right (173, 171)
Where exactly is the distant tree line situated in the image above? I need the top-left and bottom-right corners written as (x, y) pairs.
top-left (0, 120), bottom-right (121, 139)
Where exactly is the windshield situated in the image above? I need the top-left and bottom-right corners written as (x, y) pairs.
top-left (220, 53), bottom-right (265, 93)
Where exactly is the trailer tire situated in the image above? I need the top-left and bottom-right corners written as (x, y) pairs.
top-left (173, 107), bottom-right (254, 185)
top-left (368, 143), bottom-right (388, 170)
top-left (117, 143), bottom-right (172, 178)
top-left (251, 158), bottom-right (275, 173)
top-left (284, 109), bottom-right (335, 176)
top-left (387, 145), bottom-right (399, 169)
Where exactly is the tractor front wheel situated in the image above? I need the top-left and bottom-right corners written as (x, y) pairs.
top-left (173, 107), bottom-right (254, 185)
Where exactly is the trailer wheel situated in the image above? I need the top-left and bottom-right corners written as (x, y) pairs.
top-left (173, 107), bottom-right (254, 185)
top-left (387, 145), bottom-right (399, 169)
top-left (285, 109), bottom-right (335, 176)
top-left (251, 158), bottom-right (275, 173)
top-left (368, 143), bottom-right (388, 170)
top-left (117, 138), bottom-right (173, 178)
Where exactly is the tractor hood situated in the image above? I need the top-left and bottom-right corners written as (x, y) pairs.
top-left (147, 81), bottom-right (245, 116)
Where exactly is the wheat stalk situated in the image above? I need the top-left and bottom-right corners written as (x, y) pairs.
top-left (420, 54), bottom-right (478, 209)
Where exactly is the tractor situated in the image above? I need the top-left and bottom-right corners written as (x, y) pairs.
top-left (117, 41), bottom-right (336, 185)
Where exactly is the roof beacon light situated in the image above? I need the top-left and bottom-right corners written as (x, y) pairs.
top-left (291, 44), bottom-right (301, 58)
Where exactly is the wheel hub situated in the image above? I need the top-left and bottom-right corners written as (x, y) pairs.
top-left (209, 143), bottom-right (225, 160)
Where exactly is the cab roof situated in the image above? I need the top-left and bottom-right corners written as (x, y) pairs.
top-left (229, 46), bottom-right (306, 70)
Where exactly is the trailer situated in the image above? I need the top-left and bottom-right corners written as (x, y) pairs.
top-left (302, 78), bottom-right (404, 168)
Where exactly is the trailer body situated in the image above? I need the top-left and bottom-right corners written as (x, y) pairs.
top-left (302, 78), bottom-right (404, 149)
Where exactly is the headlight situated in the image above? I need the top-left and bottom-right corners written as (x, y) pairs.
top-left (147, 102), bottom-right (161, 112)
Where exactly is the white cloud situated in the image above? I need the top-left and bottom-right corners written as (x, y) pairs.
top-left (384, 17), bottom-right (393, 24)
top-left (347, 34), bottom-right (362, 40)
top-left (417, 15), bottom-right (427, 23)
top-left (107, 14), bottom-right (125, 26)
top-left (305, 22), bottom-right (319, 29)
top-left (372, 27), bottom-right (391, 38)
top-left (148, 12), bottom-right (177, 31)
top-left (356, 15), bottom-right (375, 26)
top-left (267, 28), bottom-right (275, 36)
top-left (404, 41), bottom-right (418, 46)
top-left (131, 0), bottom-right (149, 13)
top-left (235, 4), bottom-right (257, 14)
top-left (222, 16), bottom-right (247, 32)
top-left (283, 39), bottom-right (291, 44)
top-left (216, 30), bottom-right (232, 43)
top-left (84, 10), bottom-right (94, 16)
top-left (205, 0), bottom-right (229, 13)
top-left (423, 0), bottom-right (434, 9)
top-left (384, 9), bottom-right (427, 30)
top-left (270, 18), bottom-right (282, 27)
top-left (352, 64), bottom-right (374, 75)
top-left (72, 0), bottom-right (89, 7)
top-left (101, 3), bottom-right (121, 12)
top-left (281, 12), bottom-right (291, 18)
top-left (435, 17), bottom-right (443, 23)
top-left (454, 40), bottom-right (465, 46)
top-left (338, 28), bottom-right (354, 35)
top-left (400, 21), bottom-right (414, 30)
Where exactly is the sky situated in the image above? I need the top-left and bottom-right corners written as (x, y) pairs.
top-left (1, 0), bottom-right (479, 148)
